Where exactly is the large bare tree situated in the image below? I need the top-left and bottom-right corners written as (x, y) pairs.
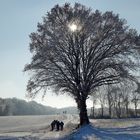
top-left (24, 3), bottom-right (140, 125)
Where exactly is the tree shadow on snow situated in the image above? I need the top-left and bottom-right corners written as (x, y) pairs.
top-left (58, 124), bottom-right (140, 140)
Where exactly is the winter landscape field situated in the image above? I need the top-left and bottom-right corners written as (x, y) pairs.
top-left (1, 0), bottom-right (140, 140)
top-left (0, 115), bottom-right (140, 140)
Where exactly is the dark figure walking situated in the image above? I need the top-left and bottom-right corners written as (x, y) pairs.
top-left (51, 120), bottom-right (56, 131)
top-left (60, 121), bottom-right (64, 131)
top-left (56, 120), bottom-right (60, 131)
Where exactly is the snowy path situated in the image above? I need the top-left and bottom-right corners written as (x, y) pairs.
top-left (39, 114), bottom-right (79, 140)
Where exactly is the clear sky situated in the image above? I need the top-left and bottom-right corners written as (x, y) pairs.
top-left (0, 0), bottom-right (140, 108)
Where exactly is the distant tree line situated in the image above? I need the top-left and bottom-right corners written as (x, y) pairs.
top-left (90, 80), bottom-right (140, 118)
top-left (0, 98), bottom-right (78, 116)
top-left (0, 98), bottom-right (9, 116)
top-left (0, 98), bottom-right (57, 116)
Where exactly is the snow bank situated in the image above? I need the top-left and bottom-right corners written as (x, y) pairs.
top-left (65, 123), bottom-right (140, 140)
top-left (67, 124), bottom-right (100, 140)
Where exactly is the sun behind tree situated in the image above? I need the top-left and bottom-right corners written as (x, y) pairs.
top-left (24, 3), bottom-right (140, 126)
top-left (68, 23), bottom-right (77, 32)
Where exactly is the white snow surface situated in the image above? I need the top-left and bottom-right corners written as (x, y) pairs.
top-left (0, 115), bottom-right (140, 140)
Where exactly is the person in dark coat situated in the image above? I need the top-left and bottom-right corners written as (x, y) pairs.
top-left (60, 121), bottom-right (64, 131)
top-left (56, 120), bottom-right (60, 131)
top-left (51, 120), bottom-right (56, 131)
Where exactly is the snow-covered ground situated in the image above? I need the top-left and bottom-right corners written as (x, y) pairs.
top-left (69, 119), bottom-right (140, 140)
top-left (0, 115), bottom-right (140, 140)
top-left (0, 115), bottom-right (78, 140)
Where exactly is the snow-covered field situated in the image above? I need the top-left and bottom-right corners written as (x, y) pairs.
top-left (0, 115), bottom-right (78, 140)
top-left (0, 115), bottom-right (140, 140)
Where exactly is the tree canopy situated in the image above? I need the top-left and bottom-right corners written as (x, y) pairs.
top-left (24, 3), bottom-right (140, 125)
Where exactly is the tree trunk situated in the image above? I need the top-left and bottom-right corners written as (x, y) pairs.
top-left (77, 99), bottom-right (89, 126)
top-left (135, 102), bottom-right (137, 117)
top-left (92, 100), bottom-right (95, 118)
top-left (101, 104), bottom-right (104, 118)
top-left (107, 92), bottom-right (112, 118)
top-left (92, 106), bottom-right (95, 118)
top-left (125, 103), bottom-right (129, 117)
top-left (109, 105), bottom-right (112, 118)
top-left (117, 101), bottom-right (121, 118)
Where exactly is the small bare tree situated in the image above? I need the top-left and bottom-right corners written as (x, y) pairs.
top-left (107, 85), bottom-right (114, 118)
top-left (96, 87), bottom-right (107, 117)
top-left (24, 3), bottom-right (140, 125)
top-left (132, 91), bottom-right (140, 117)
top-left (110, 86), bottom-right (123, 118)
top-left (90, 92), bottom-right (97, 118)
top-left (121, 81), bottom-right (136, 117)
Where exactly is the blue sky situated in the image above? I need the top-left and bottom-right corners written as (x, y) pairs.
top-left (0, 0), bottom-right (140, 108)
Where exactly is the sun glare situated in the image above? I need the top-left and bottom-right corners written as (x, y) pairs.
top-left (68, 23), bottom-right (77, 32)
